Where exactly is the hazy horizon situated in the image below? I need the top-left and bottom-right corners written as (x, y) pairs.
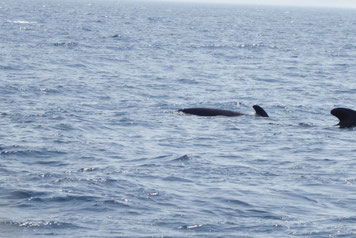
top-left (146, 0), bottom-right (356, 9)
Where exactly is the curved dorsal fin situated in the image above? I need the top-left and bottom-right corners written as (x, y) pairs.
top-left (253, 105), bottom-right (269, 117)
top-left (330, 108), bottom-right (356, 128)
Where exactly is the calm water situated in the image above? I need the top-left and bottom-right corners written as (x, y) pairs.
top-left (1, 0), bottom-right (356, 237)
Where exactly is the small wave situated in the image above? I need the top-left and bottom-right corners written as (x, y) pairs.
top-left (0, 219), bottom-right (79, 229)
top-left (189, 42), bottom-right (273, 50)
top-left (178, 224), bottom-right (203, 230)
top-left (298, 122), bottom-right (315, 127)
top-left (0, 148), bottom-right (67, 159)
top-left (49, 195), bottom-right (98, 203)
top-left (0, 167), bottom-right (9, 173)
top-left (343, 44), bottom-right (356, 50)
top-left (246, 209), bottom-right (282, 220)
top-left (106, 45), bottom-right (134, 51)
top-left (147, 16), bottom-right (163, 23)
top-left (78, 167), bottom-right (97, 173)
top-left (170, 154), bottom-right (190, 162)
top-left (6, 20), bottom-right (37, 24)
top-left (334, 216), bottom-right (356, 222)
top-left (39, 87), bottom-right (60, 94)
top-left (35, 160), bottom-right (68, 166)
top-left (149, 191), bottom-right (159, 197)
top-left (81, 26), bottom-right (92, 31)
top-left (220, 198), bottom-right (251, 208)
top-left (102, 199), bottom-right (131, 208)
top-left (7, 190), bottom-right (48, 200)
top-left (0, 65), bottom-right (19, 70)
top-left (163, 176), bottom-right (192, 183)
top-left (53, 42), bottom-right (79, 48)
top-left (110, 34), bottom-right (131, 41)
top-left (53, 123), bottom-right (74, 130)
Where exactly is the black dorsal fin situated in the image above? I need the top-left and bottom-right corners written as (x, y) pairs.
top-left (330, 108), bottom-right (356, 128)
top-left (253, 105), bottom-right (269, 117)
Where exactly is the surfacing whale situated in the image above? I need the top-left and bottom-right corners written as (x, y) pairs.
top-left (178, 105), bottom-right (269, 117)
top-left (330, 108), bottom-right (356, 128)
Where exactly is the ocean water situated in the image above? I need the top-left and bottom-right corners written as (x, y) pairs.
top-left (1, 0), bottom-right (356, 237)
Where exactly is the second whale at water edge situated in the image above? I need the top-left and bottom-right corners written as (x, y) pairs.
top-left (178, 105), bottom-right (269, 117)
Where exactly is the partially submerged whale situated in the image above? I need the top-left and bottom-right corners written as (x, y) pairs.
top-left (178, 104), bottom-right (356, 128)
top-left (330, 108), bottom-right (356, 128)
top-left (178, 105), bottom-right (269, 117)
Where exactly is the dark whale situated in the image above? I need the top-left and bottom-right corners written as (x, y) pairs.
top-left (178, 105), bottom-right (269, 117)
top-left (330, 108), bottom-right (356, 128)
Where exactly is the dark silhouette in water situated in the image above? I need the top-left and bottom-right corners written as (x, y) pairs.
top-left (331, 108), bottom-right (356, 128)
top-left (178, 105), bottom-right (269, 117)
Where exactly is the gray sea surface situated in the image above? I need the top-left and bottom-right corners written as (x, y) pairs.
top-left (1, 0), bottom-right (356, 237)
